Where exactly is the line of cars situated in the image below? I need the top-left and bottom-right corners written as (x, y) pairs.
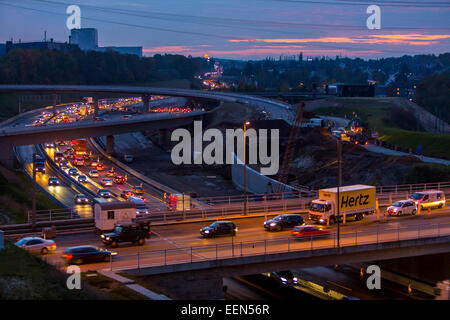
top-left (199, 214), bottom-right (330, 239)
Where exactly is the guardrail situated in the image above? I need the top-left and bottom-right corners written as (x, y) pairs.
top-left (109, 221), bottom-right (450, 271)
top-left (27, 208), bottom-right (79, 223)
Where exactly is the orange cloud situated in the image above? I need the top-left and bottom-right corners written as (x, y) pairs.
top-left (229, 34), bottom-right (450, 46)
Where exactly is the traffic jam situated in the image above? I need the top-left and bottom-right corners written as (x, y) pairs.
top-left (20, 99), bottom-right (448, 268)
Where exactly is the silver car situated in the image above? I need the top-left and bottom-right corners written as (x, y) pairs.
top-left (15, 237), bottom-right (56, 255)
top-left (387, 200), bottom-right (417, 216)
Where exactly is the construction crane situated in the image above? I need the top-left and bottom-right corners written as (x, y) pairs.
top-left (275, 102), bottom-right (304, 193)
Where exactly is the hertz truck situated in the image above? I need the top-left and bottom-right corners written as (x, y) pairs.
top-left (309, 185), bottom-right (376, 224)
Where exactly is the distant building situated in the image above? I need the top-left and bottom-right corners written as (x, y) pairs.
top-left (327, 83), bottom-right (375, 97)
top-left (4, 39), bottom-right (78, 54)
top-left (0, 43), bottom-right (5, 56)
top-left (70, 28), bottom-right (98, 50)
top-left (70, 28), bottom-right (142, 58)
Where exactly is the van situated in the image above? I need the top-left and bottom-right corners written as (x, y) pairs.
top-left (128, 196), bottom-right (149, 215)
top-left (409, 190), bottom-right (446, 210)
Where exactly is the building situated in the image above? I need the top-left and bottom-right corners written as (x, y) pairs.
top-left (4, 39), bottom-right (78, 54)
top-left (327, 83), bottom-right (375, 97)
top-left (70, 28), bottom-right (142, 58)
top-left (70, 28), bottom-right (98, 50)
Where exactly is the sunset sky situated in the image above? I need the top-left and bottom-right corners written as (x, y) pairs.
top-left (0, 0), bottom-right (449, 60)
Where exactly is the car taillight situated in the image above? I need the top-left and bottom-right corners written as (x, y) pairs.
top-left (52, 243), bottom-right (56, 248)
top-left (63, 254), bottom-right (72, 259)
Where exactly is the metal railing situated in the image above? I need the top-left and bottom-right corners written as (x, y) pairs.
top-left (27, 208), bottom-right (78, 223)
top-left (109, 221), bottom-right (450, 271)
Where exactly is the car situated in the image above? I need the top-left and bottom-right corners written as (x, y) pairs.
top-left (101, 222), bottom-right (151, 248)
top-left (120, 190), bottom-right (135, 199)
top-left (101, 178), bottom-right (113, 186)
top-left (15, 237), bottom-right (56, 255)
top-left (96, 163), bottom-right (105, 171)
top-left (73, 156), bottom-right (85, 166)
top-left (268, 271), bottom-right (298, 285)
top-left (57, 140), bottom-right (66, 146)
top-left (61, 246), bottom-right (116, 265)
top-left (77, 175), bottom-right (88, 183)
top-left (114, 175), bottom-right (127, 184)
top-left (98, 189), bottom-right (112, 198)
top-left (123, 154), bottom-right (134, 163)
top-left (291, 225), bottom-right (331, 238)
top-left (387, 200), bottom-right (417, 216)
top-left (106, 168), bottom-right (116, 177)
top-left (74, 193), bottom-right (90, 204)
top-left (66, 152), bottom-right (76, 159)
top-left (89, 169), bottom-right (99, 178)
top-left (68, 168), bottom-right (79, 176)
top-left (200, 221), bottom-right (237, 238)
top-left (54, 152), bottom-right (64, 162)
top-left (90, 159), bottom-right (99, 167)
top-left (48, 177), bottom-right (59, 186)
top-left (35, 163), bottom-right (46, 173)
top-left (93, 116), bottom-right (105, 121)
top-left (59, 160), bottom-right (69, 168)
top-left (132, 185), bottom-right (144, 195)
top-left (44, 142), bottom-right (55, 149)
top-left (122, 115), bottom-right (132, 119)
top-left (264, 214), bottom-right (304, 231)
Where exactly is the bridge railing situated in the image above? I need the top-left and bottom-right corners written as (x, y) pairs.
top-left (27, 208), bottom-right (79, 223)
top-left (108, 221), bottom-right (450, 271)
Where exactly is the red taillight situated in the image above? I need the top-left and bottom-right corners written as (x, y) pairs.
top-left (148, 231), bottom-right (151, 235)
top-left (63, 254), bottom-right (72, 259)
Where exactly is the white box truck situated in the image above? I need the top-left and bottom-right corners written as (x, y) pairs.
top-left (309, 185), bottom-right (376, 224)
top-left (94, 201), bottom-right (136, 232)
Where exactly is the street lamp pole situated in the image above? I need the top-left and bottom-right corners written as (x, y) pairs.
top-left (32, 152), bottom-right (37, 230)
top-left (243, 121), bottom-right (250, 215)
top-left (337, 139), bottom-right (342, 250)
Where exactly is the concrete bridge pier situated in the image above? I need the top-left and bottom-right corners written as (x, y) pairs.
top-left (106, 135), bottom-right (114, 154)
top-left (94, 95), bottom-right (99, 116)
top-left (142, 94), bottom-right (150, 113)
top-left (52, 93), bottom-right (58, 116)
top-left (0, 141), bottom-right (16, 168)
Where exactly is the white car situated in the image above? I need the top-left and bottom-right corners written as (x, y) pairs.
top-left (101, 178), bottom-right (113, 186)
top-left (89, 170), bottom-right (99, 178)
top-left (387, 200), bottom-right (417, 216)
top-left (15, 237), bottom-right (56, 255)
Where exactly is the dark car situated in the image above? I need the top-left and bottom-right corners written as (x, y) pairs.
top-left (264, 214), bottom-right (304, 231)
top-left (200, 221), bottom-right (237, 238)
top-left (59, 160), bottom-right (69, 168)
top-left (98, 189), bottom-right (112, 198)
top-left (68, 168), bottom-right (79, 176)
top-left (61, 246), bottom-right (116, 265)
top-left (48, 177), bottom-right (59, 186)
top-left (101, 222), bottom-right (151, 248)
top-left (269, 270), bottom-right (298, 285)
top-left (74, 193), bottom-right (90, 204)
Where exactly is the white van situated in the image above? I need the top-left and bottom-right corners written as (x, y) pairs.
top-left (409, 190), bottom-right (446, 210)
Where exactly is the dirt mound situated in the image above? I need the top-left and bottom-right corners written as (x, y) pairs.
top-left (291, 129), bottom-right (420, 189)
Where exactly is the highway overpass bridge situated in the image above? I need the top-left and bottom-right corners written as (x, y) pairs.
top-left (115, 223), bottom-right (450, 299)
top-left (0, 84), bottom-right (293, 166)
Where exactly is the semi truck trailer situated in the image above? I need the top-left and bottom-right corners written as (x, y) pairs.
top-left (309, 184), bottom-right (376, 224)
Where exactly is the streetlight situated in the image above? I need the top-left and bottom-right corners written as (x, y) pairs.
top-left (337, 139), bottom-right (342, 250)
top-left (243, 121), bottom-right (250, 215)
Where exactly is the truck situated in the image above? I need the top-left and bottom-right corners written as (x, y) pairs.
top-left (74, 139), bottom-right (87, 155)
top-left (100, 221), bottom-right (151, 248)
top-left (309, 185), bottom-right (376, 224)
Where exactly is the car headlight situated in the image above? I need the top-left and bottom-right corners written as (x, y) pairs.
top-left (270, 223), bottom-right (276, 227)
top-left (280, 277), bottom-right (287, 282)
top-left (319, 219), bottom-right (324, 223)
top-left (204, 230), bottom-right (209, 233)
top-left (106, 237), bottom-right (110, 240)
top-left (293, 277), bottom-right (298, 282)
top-left (101, 234), bottom-right (105, 238)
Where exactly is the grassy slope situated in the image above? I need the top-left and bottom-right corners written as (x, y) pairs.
top-left (311, 98), bottom-right (450, 159)
top-left (0, 241), bottom-right (147, 299)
